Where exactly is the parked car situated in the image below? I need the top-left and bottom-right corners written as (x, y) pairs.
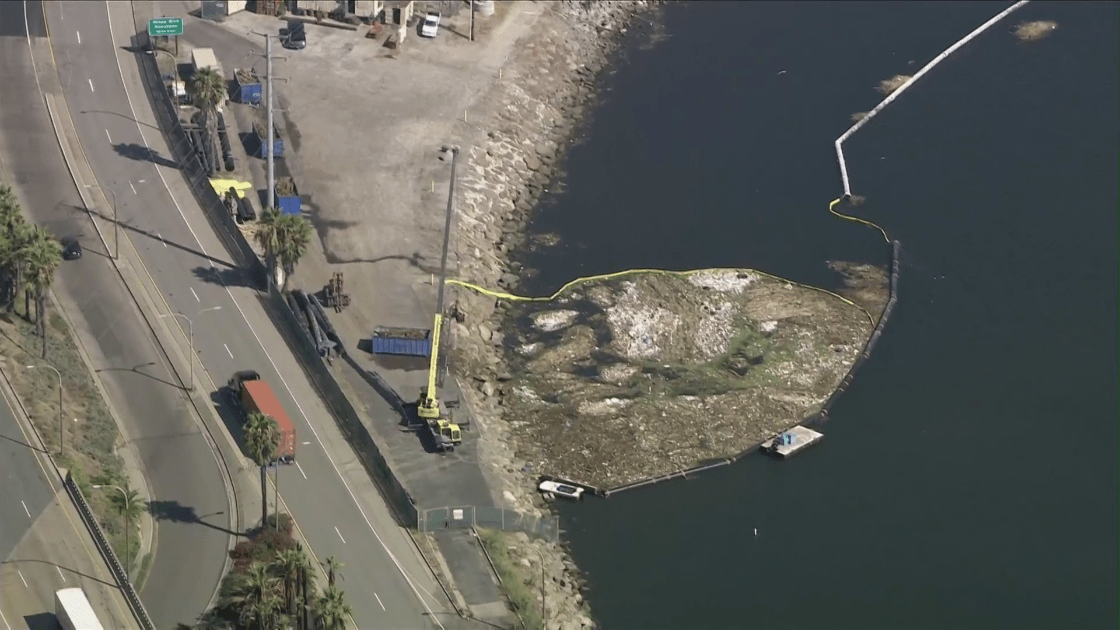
top-left (420, 12), bottom-right (440, 38)
top-left (281, 22), bottom-right (306, 50)
top-left (60, 237), bottom-right (82, 261)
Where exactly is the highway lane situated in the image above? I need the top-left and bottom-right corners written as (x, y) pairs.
top-left (2, 3), bottom-right (230, 627)
top-left (0, 388), bottom-right (54, 565)
top-left (46, 2), bottom-right (445, 627)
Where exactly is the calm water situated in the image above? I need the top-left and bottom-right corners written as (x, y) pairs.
top-left (514, 2), bottom-right (1119, 629)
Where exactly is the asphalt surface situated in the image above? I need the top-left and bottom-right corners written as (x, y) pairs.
top-left (0, 2), bottom-right (230, 627)
top-left (0, 391), bottom-right (54, 566)
top-left (40, 2), bottom-right (444, 627)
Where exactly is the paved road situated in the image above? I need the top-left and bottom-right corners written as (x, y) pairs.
top-left (0, 2), bottom-right (230, 627)
top-left (44, 2), bottom-right (446, 627)
top-left (0, 390), bottom-right (54, 567)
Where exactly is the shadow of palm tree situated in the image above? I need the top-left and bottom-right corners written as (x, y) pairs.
top-left (112, 142), bottom-right (180, 170)
top-left (192, 265), bottom-right (255, 289)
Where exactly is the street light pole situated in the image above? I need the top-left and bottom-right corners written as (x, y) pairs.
top-left (26, 364), bottom-right (63, 455)
top-left (92, 484), bottom-right (135, 583)
top-left (159, 306), bottom-right (222, 391)
top-left (511, 546), bottom-right (546, 622)
top-left (84, 184), bottom-right (118, 260)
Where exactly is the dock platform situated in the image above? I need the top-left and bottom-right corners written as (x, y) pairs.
top-left (761, 425), bottom-right (823, 458)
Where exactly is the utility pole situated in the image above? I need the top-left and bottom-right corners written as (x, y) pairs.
top-left (250, 32), bottom-right (287, 211)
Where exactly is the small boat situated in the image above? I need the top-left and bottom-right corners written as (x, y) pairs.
top-left (538, 480), bottom-right (584, 501)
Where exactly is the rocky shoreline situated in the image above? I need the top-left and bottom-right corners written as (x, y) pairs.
top-left (445, 2), bottom-right (664, 627)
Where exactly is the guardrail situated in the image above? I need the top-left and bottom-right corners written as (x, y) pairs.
top-left (62, 470), bottom-right (157, 630)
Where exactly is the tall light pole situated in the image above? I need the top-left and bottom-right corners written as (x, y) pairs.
top-left (85, 184), bottom-right (118, 259)
top-left (249, 32), bottom-right (286, 211)
top-left (26, 364), bottom-right (63, 455)
top-left (91, 484), bottom-right (137, 583)
top-left (510, 545), bottom-right (546, 622)
top-left (159, 306), bottom-right (222, 391)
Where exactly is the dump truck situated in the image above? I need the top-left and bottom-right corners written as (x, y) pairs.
top-left (55, 588), bottom-right (105, 630)
top-left (228, 370), bottom-right (296, 463)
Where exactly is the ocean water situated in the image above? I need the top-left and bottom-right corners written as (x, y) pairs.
top-left (513, 2), bottom-right (1119, 629)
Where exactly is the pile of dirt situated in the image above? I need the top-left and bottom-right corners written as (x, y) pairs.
top-left (501, 267), bottom-right (886, 489)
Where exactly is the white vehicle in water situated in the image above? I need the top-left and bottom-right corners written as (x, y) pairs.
top-left (538, 480), bottom-right (584, 501)
top-left (420, 12), bottom-right (441, 38)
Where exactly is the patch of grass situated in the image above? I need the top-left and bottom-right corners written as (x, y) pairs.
top-left (134, 552), bottom-right (154, 592)
top-left (628, 319), bottom-right (789, 397)
top-left (477, 529), bottom-right (545, 630)
top-left (0, 300), bottom-right (135, 568)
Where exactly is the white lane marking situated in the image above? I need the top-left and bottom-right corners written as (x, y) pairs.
top-left (295, 461), bottom-right (308, 479)
top-left (375, 593), bottom-right (385, 611)
top-left (21, 500), bottom-right (30, 519)
top-left (88, 78), bottom-right (94, 92)
top-left (105, 128), bottom-right (112, 143)
top-left (190, 287), bottom-right (200, 302)
top-left (56, 566), bottom-right (65, 582)
top-left (335, 526), bottom-right (346, 544)
top-left (156, 232), bottom-right (167, 247)
top-left (104, 10), bottom-right (444, 625)
top-left (16, 571), bottom-right (27, 588)
top-left (0, 606), bottom-right (9, 630)
top-left (76, 30), bottom-right (80, 43)
top-left (129, 181), bottom-right (137, 195)
top-left (224, 343), bottom-right (234, 358)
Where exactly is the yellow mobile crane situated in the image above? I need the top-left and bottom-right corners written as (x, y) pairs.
top-left (417, 146), bottom-right (462, 452)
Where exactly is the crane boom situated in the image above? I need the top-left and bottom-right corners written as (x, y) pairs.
top-left (418, 147), bottom-right (458, 422)
top-left (418, 313), bottom-right (443, 420)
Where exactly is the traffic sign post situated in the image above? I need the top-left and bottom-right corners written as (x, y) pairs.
top-left (148, 17), bottom-right (184, 55)
top-left (148, 17), bottom-right (184, 37)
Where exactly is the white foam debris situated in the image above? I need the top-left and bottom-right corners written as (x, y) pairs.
top-left (532, 309), bottom-right (580, 332)
top-left (577, 397), bottom-right (632, 416)
top-left (761, 320), bottom-right (778, 333)
top-left (694, 301), bottom-right (737, 359)
top-left (606, 282), bottom-right (678, 360)
top-left (687, 269), bottom-right (759, 294)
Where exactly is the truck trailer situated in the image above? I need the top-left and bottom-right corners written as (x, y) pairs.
top-left (228, 370), bottom-right (297, 462)
top-left (55, 588), bottom-right (105, 630)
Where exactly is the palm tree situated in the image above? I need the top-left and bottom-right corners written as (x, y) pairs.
top-left (314, 586), bottom-right (351, 630)
top-left (322, 556), bottom-right (343, 588)
top-left (109, 485), bottom-right (147, 569)
top-left (255, 593), bottom-right (285, 630)
top-left (187, 67), bottom-right (226, 166)
top-left (23, 227), bottom-right (61, 357)
top-left (274, 547), bottom-right (311, 617)
top-left (244, 412), bottom-right (280, 526)
top-left (0, 220), bottom-right (34, 314)
top-left (253, 208), bottom-right (313, 290)
top-left (226, 562), bottom-right (278, 628)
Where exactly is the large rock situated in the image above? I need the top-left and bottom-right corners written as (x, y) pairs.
top-left (524, 155), bottom-right (542, 171)
top-left (478, 323), bottom-right (492, 341)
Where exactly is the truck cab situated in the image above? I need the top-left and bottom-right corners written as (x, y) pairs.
top-left (228, 369), bottom-right (262, 395)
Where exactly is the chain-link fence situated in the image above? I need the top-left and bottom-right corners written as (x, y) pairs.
top-left (418, 506), bottom-right (560, 543)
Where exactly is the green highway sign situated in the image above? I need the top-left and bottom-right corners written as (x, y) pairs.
top-left (148, 17), bottom-right (184, 37)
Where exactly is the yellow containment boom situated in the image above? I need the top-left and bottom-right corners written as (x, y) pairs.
top-left (418, 313), bottom-right (443, 421)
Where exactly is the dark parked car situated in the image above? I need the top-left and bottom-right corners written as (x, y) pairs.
top-left (60, 237), bottom-right (82, 260)
top-left (281, 22), bottom-right (306, 50)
